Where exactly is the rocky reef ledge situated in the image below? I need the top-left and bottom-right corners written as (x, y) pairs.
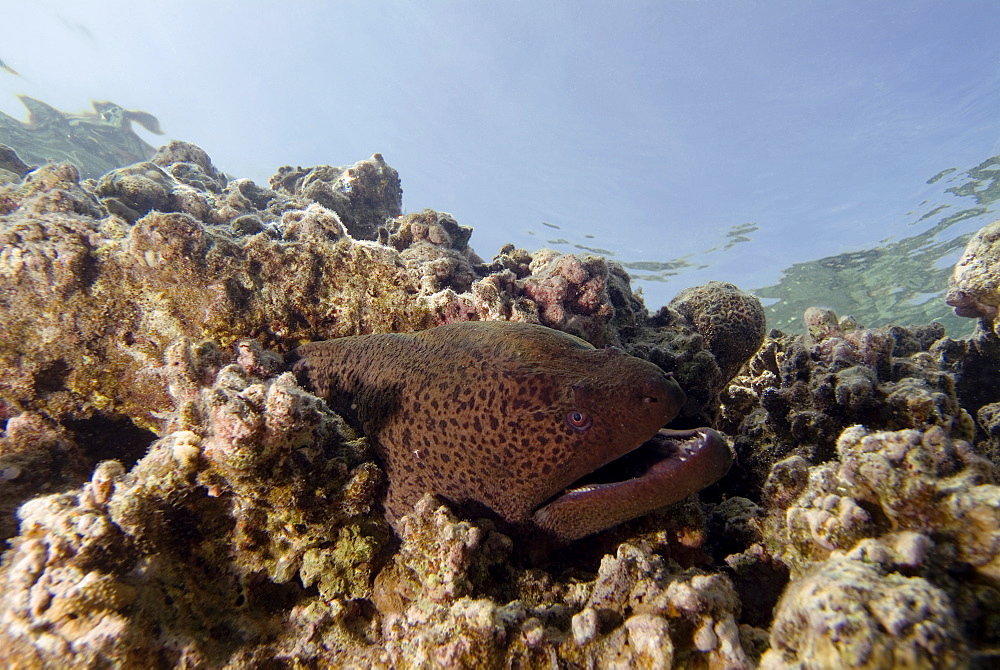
top-left (1, 142), bottom-right (1000, 668)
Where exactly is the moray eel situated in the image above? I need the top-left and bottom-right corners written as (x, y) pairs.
top-left (292, 321), bottom-right (732, 543)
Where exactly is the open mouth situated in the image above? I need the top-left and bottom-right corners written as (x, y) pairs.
top-left (531, 428), bottom-right (733, 542)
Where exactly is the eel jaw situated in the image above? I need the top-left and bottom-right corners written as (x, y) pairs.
top-left (531, 428), bottom-right (733, 544)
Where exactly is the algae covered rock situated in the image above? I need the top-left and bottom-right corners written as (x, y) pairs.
top-left (94, 161), bottom-right (184, 222)
top-left (947, 218), bottom-right (1000, 323)
top-left (756, 425), bottom-right (1000, 665)
top-left (0, 343), bottom-right (388, 668)
top-left (0, 148), bottom-right (431, 434)
top-left (761, 556), bottom-right (968, 670)
top-left (269, 153), bottom-right (402, 240)
top-left (719, 308), bottom-right (973, 496)
top-left (0, 141), bottom-right (757, 444)
top-left (0, 412), bottom-right (91, 543)
top-left (769, 425), bottom-right (994, 572)
top-left (380, 208), bottom-right (482, 294)
top-left (378, 505), bottom-right (754, 669)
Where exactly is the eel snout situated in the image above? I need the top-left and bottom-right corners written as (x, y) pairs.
top-left (532, 428), bottom-right (733, 544)
top-left (611, 369), bottom-right (687, 436)
top-left (640, 371), bottom-right (686, 409)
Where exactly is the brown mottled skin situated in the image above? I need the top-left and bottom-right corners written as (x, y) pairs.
top-left (292, 321), bottom-right (732, 543)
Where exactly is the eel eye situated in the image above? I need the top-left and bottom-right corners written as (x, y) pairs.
top-left (566, 410), bottom-right (592, 432)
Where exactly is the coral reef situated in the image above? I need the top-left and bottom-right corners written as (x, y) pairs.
top-left (5, 142), bottom-right (1000, 667)
top-left (1, 341), bottom-right (387, 667)
top-left (269, 154), bottom-right (402, 240)
top-left (947, 218), bottom-right (1000, 322)
top-left (0, 140), bottom-right (748, 449)
top-left (718, 307), bottom-right (974, 495)
top-left (761, 556), bottom-right (968, 669)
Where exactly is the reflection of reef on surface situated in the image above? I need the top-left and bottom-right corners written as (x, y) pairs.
top-left (753, 218), bottom-right (978, 337)
top-left (756, 155), bottom-right (1000, 338)
top-left (621, 222), bottom-right (761, 286)
top-left (0, 56), bottom-right (19, 76)
top-left (718, 222), bottom-right (759, 250)
top-left (0, 97), bottom-right (163, 181)
top-left (2, 141), bottom-right (1000, 668)
top-left (623, 257), bottom-right (704, 282)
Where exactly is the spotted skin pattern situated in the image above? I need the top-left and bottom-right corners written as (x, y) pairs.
top-left (293, 321), bottom-right (694, 540)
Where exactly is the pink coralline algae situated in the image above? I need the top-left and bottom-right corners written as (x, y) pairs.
top-left (4, 141), bottom-right (1000, 667)
top-left (520, 251), bottom-right (635, 346)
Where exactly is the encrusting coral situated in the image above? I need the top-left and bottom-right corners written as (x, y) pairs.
top-left (947, 218), bottom-right (1000, 323)
top-left (1, 340), bottom-right (388, 667)
top-left (760, 425), bottom-right (1000, 660)
top-left (3, 142), bottom-right (1000, 667)
top-left (718, 306), bottom-right (975, 496)
top-left (761, 555), bottom-right (968, 669)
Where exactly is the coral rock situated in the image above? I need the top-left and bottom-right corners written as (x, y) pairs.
top-left (375, 495), bottom-right (511, 609)
top-left (0, 349), bottom-right (388, 667)
top-left (721, 311), bottom-right (971, 496)
top-left (380, 209), bottom-right (482, 294)
top-left (670, 281), bottom-right (766, 383)
top-left (0, 413), bottom-right (90, 542)
top-left (771, 425), bottom-right (993, 571)
top-left (947, 218), bottom-right (1000, 323)
top-left (269, 153), bottom-right (402, 240)
top-left (761, 556), bottom-right (968, 670)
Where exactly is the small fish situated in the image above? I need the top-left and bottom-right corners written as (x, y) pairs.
top-left (293, 321), bottom-right (732, 544)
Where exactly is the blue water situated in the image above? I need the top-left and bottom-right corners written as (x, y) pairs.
top-left (2, 1), bottom-right (999, 332)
